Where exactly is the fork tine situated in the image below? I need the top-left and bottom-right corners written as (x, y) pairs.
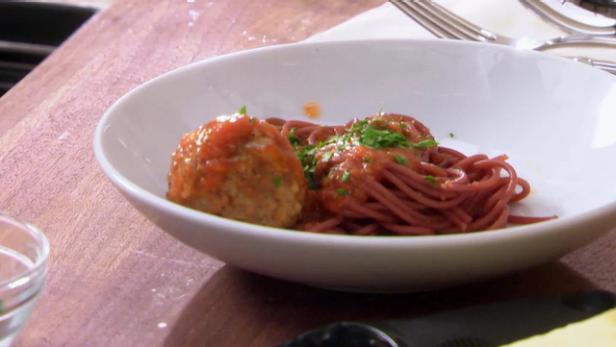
top-left (418, 1), bottom-right (496, 42)
top-left (391, 0), bottom-right (616, 75)
top-left (396, 0), bottom-right (475, 40)
top-left (391, 0), bottom-right (485, 42)
top-left (389, 0), bottom-right (453, 39)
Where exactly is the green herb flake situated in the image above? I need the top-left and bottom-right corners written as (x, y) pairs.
top-left (0, 300), bottom-right (3, 313)
top-left (292, 118), bottom-right (438, 190)
top-left (341, 171), bottom-right (351, 182)
top-left (273, 176), bottom-right (282, 188)
top-left (295, 143), bottom-right (322, 189)
top-left (360, 125), bottom-right (410, 149)
top-left (306, 178), bottom-right (318, 189)
top-left (336, 188), bottom-right (349, 196)
top-left (394, 154), bottom-right (408, 166)
top-left (399, 122), bottom-right (407, 129)
top-left (449, 132), bottom-right (455, 138)
top-left (425, 175), bottom-right (437, 184)
top-left (321, 151), bottom-right (333, 163)
top-left (288, 128), bottom-right (300, 146)
top-left (238, 105), bottom-right (247, 115)
top-left (352, 119), bottom-right (369, 132)
top-left (411, 139), bottom-right (438, 149)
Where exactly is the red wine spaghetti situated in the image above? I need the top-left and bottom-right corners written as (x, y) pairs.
top-left (265, 114), bottom-right (555, 235)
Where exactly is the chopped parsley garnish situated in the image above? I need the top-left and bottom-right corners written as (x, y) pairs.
top-left (0, 300), bottom-right (3, 313)
top-left (341, 171), bottom-right (351, 182)
top-left (425, 175), bottom-right (437, 184)
top-left (336, 188), bottom-right (349, 196)
top-left (347, 119), bottom-right (367, 137)
top-left (238, 105), bottom-right (247, 115)
top-left (288, 128), bottom-right (300, 146)
top-left (321, 151), bottom-right (333, 163)
top-left (410, 139), bottom-right (438, 149)
top-left (273, 176), bottom-right (282, 188)
top-left (291, 118), bottom-right (438, 190)
top-left (394, 154), bottom-right (408, 165)
top-left (360, 125), bottom-right (409, 149)
top-left (296, 144), bottom-right (319, 189)
top-left (350, 120), bottom-right (437, 150)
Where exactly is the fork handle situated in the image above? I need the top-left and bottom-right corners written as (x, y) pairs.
top-left (520, 0), bottom-right (616, 36)
top-left (568, 56), bottom-right (616, 75)
top-left (537, 34), bottom-right (616, 51)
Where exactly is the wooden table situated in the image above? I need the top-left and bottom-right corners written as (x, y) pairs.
top-left (1, 0), bottom-right (615, 346)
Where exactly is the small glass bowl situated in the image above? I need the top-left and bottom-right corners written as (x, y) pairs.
top-left (0, 213), bottom-right (49, 347)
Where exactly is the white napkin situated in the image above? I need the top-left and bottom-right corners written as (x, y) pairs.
top-left (308, 0), bottom-right (615, 61)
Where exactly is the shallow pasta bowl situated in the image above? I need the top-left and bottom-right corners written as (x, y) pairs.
top-left (94, 39), bottom-right (616, 292)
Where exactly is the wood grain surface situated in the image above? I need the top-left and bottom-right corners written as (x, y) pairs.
top-left (0, 0), bottom-right (614, 346)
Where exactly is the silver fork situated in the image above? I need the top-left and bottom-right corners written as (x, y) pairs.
top-left (390, 0), bottom-right (616, 74)
top-left (519, 0), bottom-right (616, 36)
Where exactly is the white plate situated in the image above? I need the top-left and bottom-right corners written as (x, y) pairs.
top-left (94, 39), bottom-right (616, 292)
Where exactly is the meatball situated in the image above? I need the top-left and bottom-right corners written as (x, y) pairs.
top-left (167, 114), bottom-right (306, 228)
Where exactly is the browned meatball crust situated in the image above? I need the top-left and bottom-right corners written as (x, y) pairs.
top-left (167, 114), bottom-right (306, 228)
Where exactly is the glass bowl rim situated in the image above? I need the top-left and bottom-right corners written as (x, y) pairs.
top-left (0, 213), bottom-right (49, 290)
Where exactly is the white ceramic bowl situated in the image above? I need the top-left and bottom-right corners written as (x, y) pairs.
top-left (94, 39), bottom-right (616, 292)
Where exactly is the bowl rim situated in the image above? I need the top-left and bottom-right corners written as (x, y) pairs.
top-left (0, 212), bottom-right (49, 291)
top-left (93, 38), bottom-right (616, 248)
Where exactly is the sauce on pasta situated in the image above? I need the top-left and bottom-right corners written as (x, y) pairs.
top-left (168, 111), bottom-right (556, 235)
